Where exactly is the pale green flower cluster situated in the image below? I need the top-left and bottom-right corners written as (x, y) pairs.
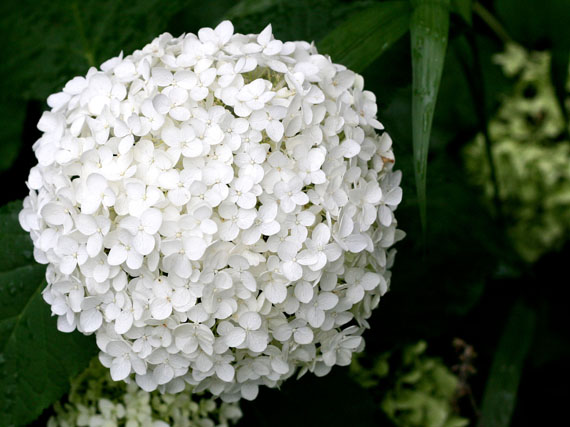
top-left (380, 342), bottom-right (467, 427)
top-left (48, 359), bottom-right (242, 427)
top-left (464, 43), bottom-right (570, 261)
top-left (351, 341), bottom-right (468, 427)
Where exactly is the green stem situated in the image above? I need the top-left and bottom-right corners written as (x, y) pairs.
top-left (458, 34), bottom-right (504, 223)
top-left (472, 2), bottom-right (512, 44)
top-left (72, 2), bottom-right (95, 67)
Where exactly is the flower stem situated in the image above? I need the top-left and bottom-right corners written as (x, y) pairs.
top-left (456, 33), bottom-right (504, 223)
top-left (472, 2), bottom-right (512, 45)
top-left (72, 2), bottom-right (96, 68)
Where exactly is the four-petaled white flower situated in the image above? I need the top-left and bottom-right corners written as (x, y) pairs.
top-left (119, 208), bottom-right (162, 255)
top-left (273, 177), bottom-right (309, 213)
top-left (225, 312), bottom-right (268, 353)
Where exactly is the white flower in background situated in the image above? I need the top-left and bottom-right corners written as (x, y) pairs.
top-left (20, 20), bottom-right (404, 402)
top-left (48, 358), bottom-right (242, 427)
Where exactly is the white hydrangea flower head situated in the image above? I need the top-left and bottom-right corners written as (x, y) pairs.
top-left (20, 21), bottom-right (404, 401)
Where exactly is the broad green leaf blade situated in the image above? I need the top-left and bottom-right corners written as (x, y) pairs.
top-left (451, 0), bottom-right (472, 24)
top-left (478, 301), bottom-right (536, 427)
top-left (0, 201), bottom-right (97, 427)
top-left (319, 1), bottom-right (411, 73)
top-left (410, 0), bottom-right (450, 234)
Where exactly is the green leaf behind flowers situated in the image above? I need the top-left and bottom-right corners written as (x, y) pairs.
top-left (0, 98), bottom-right (26, 173)
top-left (410, 0), bottom-right (450, 235)
top-left (450, 0), bottom-right (472, 24)
top-left (229, 0), bottom-right (376, 46)
top-left (0, 0), bottom-right (196, 102)
top-left (0, 201), bottom-right (97, 427)
top-left (478, 301), bottom-right (536, 427)
top-left (319, 1), bottom-right (411, 73)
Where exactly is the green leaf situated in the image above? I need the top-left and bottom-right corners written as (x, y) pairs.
top-left (228, 0), bottom-right (376, 45)
top-left (318, 1), bottom-right (411, 73)
top-left (450, 0), bottom-right (472, 24)
top-left (0, 201), bottom-right (97, 427)
top-left (359, 62), bottom-right (517, 352)
top-left (365, 151), bottom-right (508, 350)
top-left (478, 301), bottom-right (536, 427)
top-left (0, 0), bottom-right (195, 101)
top-left (495, 0), bottom-right (570, 50)
top-left (225, 0), bottom-right (281, 20)
top-left (0, 98), bottom-right (26, 172)
top-left (410, 0), bottom-right (450, 234)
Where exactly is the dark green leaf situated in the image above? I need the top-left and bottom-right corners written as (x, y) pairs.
top-left (451, 0), bottom-right (472, 24)
top-left (225, 0), bottom-right (281, 20)
top-left (358, 81), bottom-right (513, 352)
top-left (495, 0), bottom-right (570, 50)
top-left (366, 152), bottom-right (504, 350)
top-left (0, 0), bottom-right (196, 101)
top-left (478, 301), bottom-right (536, 427)
top-left (410, 0), bottom-right (450, 234)
top-left (319, 1), bottom-right (411, 72)
top-left (0, 201), bottom-right (97, 427)
top-left (230, 0), bottom-right (376, 47)
top-left (433, 35), bottom-right (479, 145)
top-left (0, 99), bottom-right (26, 172)
top-left (474, 34), bottom-right (511, 119)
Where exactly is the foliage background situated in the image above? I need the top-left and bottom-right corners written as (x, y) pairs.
top-left (0, 0), bottom-right (568, 425)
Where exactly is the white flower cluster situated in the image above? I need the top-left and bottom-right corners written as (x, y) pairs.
top-left (49, 359), bottom-right (242, 427)
top-left (20, 21), bottom-right (403, 401)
